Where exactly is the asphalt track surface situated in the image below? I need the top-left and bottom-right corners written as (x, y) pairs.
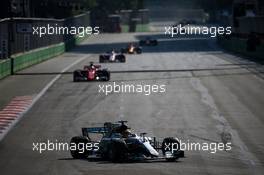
top-left (0, 31), bottom-right (264, 175)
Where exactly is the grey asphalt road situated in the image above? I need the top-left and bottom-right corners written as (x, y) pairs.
top-left (0, 31), bottom-right (264, 175)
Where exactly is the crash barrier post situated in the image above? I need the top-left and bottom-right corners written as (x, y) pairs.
top-left (11, 58), bottom-right (14, 75)
top-left (217, 36), bottom-right (264, 60)
top-left (0, 59), bottom-right (11, 79)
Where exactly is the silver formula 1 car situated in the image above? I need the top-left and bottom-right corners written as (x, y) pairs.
top-left (99, 50), bottom-right (126, 63)
top-left (70, 121), bottom-right (184, 162)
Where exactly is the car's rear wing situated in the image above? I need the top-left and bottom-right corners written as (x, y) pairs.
top-left (82, 127), bottom-right (108, 137)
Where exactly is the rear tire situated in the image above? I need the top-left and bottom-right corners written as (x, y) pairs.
top-left (108, 140), bottom-right (128, 162)
top-left (120, 55), bottom-right (126, 62)
top-left (73, 70), bottom-right (82, 82)
top-left (73, 75), bottom-right (78, 82)
top-left (99, 56), bottom-right (105, 63)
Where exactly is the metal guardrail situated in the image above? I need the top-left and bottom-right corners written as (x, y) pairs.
top-left (218, 36), bottom-right (264, 60)
top-left (0, 12), bottom-right (91, 79)
top-left (0, 59), bottom-right (11, 79)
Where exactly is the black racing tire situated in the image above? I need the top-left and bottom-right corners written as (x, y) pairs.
top-left (98, 70), bottom-right (110, 81)
top-left (136, 48), bottom-right (142, 54)
top-left (73, 70), bottom-right (82, 82)
top-left (108, 140), bottom-right (128, 162)
top-left (120, 55), bottom-right (126, 63)
top-left (161, 137), bottom-right (180, 162)
top-left (70, 136), bottom-right (90, 159)
top-left (105, 71), bottom-right (110, 81)
top-left (99, 55), bottom-right (105, 63)
top-left (73, 74), bottom-right (78, 82)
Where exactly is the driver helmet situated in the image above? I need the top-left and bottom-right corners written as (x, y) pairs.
top-left (89, 62), bottom-right (95, 69)
top-left (121, 129), bottom-right (131, 138)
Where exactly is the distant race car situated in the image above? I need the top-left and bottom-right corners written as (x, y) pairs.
top-left (139, 37), bottom-right (158, 46)
top-left (99, 50), bottom-right (126, 63)
top-left (121, 44), bottom-right (142, 54)
top-left (73, 63), bottom-right (110, 82)
top-left (70, 121), bottom-right (185, 162)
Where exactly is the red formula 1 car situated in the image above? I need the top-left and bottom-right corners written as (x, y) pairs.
top-left (121, 43), bottom-right (142, 54)
top-left (73, 63), bottom-right (110, 82)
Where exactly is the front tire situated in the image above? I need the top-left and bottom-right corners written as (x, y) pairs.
top-left (120, 55), bottom-right (126, 63)
top-left (70, 136), bottom-right (90, 159)
top-left (162, 137), bottom-right (181, 162)
top-left (102, 70), bottom-right (110, 81)
top-left (136, 48), bottom-right (142, 54)
top-left (105, 71), bottom-right (110, 81)
top-left (97, 70), bottom-right (110, 81)
top-left (99, 56), bottom-right (105, 63)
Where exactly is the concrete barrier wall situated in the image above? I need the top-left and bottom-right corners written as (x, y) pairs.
top-left (0, 11), bottom-right (90, 59)
top-left (13, 43), bottom-right (65, 72)
top-left (0, 42), bottom-right (66, 79)
top-left (12, 31), bottom-right (89, 73)
top-left (0, 12), bottom-right (90, 80)
top-left (235, 16), bottom-right (264, 34)
top-left (218, 36), bottom-right (264, 60)
top-left (0, 59), bottom-right (11, 79)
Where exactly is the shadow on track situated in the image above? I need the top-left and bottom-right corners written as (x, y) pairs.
top-left (14, 66), bottom-right (260, 75)
top-left (13, 66), bottom-right (264, 81)
top-left (70, 34), bottom-right (218, 54)
top-left (58, 157), bottom-right (184, 164)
